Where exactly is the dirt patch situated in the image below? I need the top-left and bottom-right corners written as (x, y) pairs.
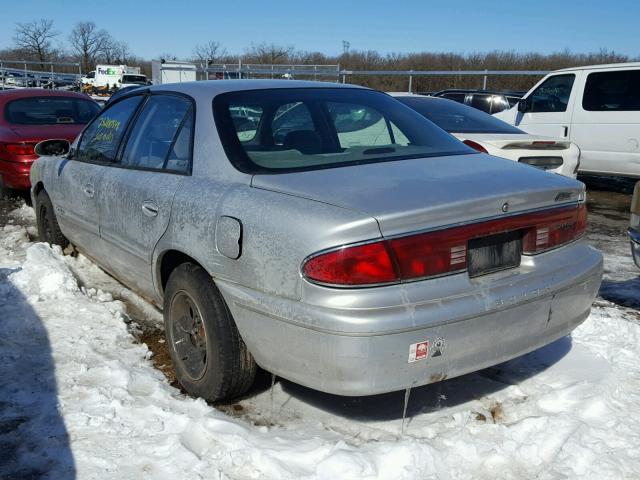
top-left (137, 328), bottom-right (179, 388)
top-left (490, 403), bottom-right (504, 423)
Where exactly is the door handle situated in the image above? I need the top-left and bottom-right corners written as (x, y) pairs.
top-left (563, 126), bottom-right (569, 137)
top-left (141, 201), bottom-right (159, 217)
top-left (83, 183), bottom-right (95, 198)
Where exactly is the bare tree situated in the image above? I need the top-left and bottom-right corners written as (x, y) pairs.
top-left (13, 19), bottom-right (58, 66)
top-left (245, 42), bottom-right (294, 64)
top-left (157, 52), bottom-right (178, 62)
top-left (192, 41), bottom-right (226, 65)
top-left (69, 22), bottom-right (110, 71)
top-left (100, 38), bottom-right (132, 65)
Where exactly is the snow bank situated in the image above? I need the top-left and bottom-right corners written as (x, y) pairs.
top-left (1, 204), bottom-right (640, 479)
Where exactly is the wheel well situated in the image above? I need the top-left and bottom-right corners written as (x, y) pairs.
top-left (159, 250), bottom-right (203, 294)
top-left (33, 181), bottom-right (45, 197)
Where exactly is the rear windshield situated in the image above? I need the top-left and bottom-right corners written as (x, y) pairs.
top-left (397, 97), bottom-right (523, 134)
top-left (213, 88), bottom-right (471, 173)
top-left (5, 97), bottom-right (100, 125)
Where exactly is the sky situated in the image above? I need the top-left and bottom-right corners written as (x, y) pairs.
top-left (0, 0), bottom-right (638, 60)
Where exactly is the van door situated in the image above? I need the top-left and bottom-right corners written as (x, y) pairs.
top-left (570, 69), bottom-right (640, 176)
top-left (513, 73), bottom-right (579, 139)
top-left (96, 93), bottom-right (194, 295)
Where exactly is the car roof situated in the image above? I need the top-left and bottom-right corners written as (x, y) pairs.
top-left (147, 79), bottom-right (365, 96)
top-left (0, 88), bottom-right (95, 102)
top-left (554, 61), bottom-right (640, 72)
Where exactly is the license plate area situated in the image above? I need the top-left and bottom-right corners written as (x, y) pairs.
top-left (468, 230), bottom-right (522, 278)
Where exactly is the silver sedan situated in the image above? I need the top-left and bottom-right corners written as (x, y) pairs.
top-left (30, 80), bottom-right (603, 401)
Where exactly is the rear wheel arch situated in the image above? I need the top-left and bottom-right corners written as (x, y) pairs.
top-left (32, 181), bottom-right (45, 198)
top-left (157, 249), bottom-right (207, 296)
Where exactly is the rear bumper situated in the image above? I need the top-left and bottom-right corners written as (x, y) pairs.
top-left (218, 241), bottom-right (603, 396)
top-left (0, 159), bottom-right (32, 190)
top-left (628, 227), bottom-right (640, 268)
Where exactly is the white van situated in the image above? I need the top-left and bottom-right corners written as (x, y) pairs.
top-left (495, 62), bottom-right (640, 177)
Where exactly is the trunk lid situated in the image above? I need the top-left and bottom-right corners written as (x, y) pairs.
top-left (251, 153), bottom-right (584, 236)
top-left (456, 133), bottom-right (570, 150)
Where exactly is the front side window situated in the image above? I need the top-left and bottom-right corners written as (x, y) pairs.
top-left (528, 74), bottom-right (575, 113)
top-left (397, 97), bottom-right (523, 134)
top-left (213, 88), bottom-right (470, 173)
top-left (120, 95), bottom-right (193, 173)
top-left (5, 97), bottom-right (100, 125)
top-left (75, 96), bottom-right (143, 164)
top-left (583, 70), bottom-right (640, 111)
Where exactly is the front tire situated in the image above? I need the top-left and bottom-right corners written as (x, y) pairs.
top-left (163, 263), bottom-right (256, 401)
top-left (35, 189), bottom-right (69, 248)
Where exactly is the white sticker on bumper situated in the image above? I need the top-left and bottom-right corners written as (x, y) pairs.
top-left (408, 340), bottom-right (429, 363)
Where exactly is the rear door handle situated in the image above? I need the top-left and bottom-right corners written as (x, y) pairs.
top-left (563, 126), bottom-right (569, 137)
top-left (83, 183), bottom-right (95, 198)
top-left (141, 201), bottom-right (159, 217)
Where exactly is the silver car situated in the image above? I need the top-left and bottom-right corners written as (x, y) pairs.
top-left (30, 80), bottom-right (603, 401)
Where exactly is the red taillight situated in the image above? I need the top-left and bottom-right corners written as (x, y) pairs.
top-left (302, 204), bottom-right (587, 287)
top-left (302, 242), bottom-right (399, 285)
top-left (463, 139), bottom-right (488, 153)
top-left (1, 143), bottom-right (36, 156)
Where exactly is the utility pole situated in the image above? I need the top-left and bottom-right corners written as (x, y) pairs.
top-left (342, 40), bottom-right (350, 55)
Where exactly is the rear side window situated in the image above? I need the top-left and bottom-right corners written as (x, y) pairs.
top-left (441, 93), bottom-right (466, 103)
top-left (75, 96), bottom-right (143, 164)
top-left (120, 95), bottom-right (193, 173)
top-left (528, 74), bottom-right (575, 113)
top-left (469, 94), bottom-right (493, 113)
top-left (583, 70), bottom-right (640, 111)
top-left (5, 97), bottom-right (100, 125)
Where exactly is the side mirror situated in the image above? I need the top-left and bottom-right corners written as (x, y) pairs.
top-left (34, 139), bottom-right (71, 157)
top-left (517, 98), bottom-right (530, 113)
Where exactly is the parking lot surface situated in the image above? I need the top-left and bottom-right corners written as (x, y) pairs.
top-left (1, 177), bottom-right (639, 479)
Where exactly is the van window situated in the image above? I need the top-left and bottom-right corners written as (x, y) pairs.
top-left (528, 74), bottom-right (575, 113)
top-left (582, 70), bottom-right (640, 111)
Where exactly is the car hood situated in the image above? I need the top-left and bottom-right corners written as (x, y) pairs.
top-left (251, 153), bottom-right (584, 236)
top-left (451, 133), bottom-right (570, 149)
top-left (5, 124), bottom-right (84, 143)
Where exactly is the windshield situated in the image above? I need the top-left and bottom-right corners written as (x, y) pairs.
top-left (397, 96), bottom-right (523, 134)
top-left (122, 75), bottom-right (147, 84)
top-left (5, 97), bottom-right (100, 125)
top-left (213, 88), bottom-right (471, 173)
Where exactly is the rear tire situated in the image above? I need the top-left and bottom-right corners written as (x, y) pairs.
top-left (163, 263), bottom-right (256, 401)
top-left (35, 189), bottom-right (69, 248)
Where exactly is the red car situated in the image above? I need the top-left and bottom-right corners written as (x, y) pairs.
top-left (0, 89), bottom-right (100, 195)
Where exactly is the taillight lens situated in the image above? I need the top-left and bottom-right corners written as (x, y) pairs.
top-left (1, 142), bottom-right (36, 156)
top-left (302, 204), bottom-right (587, 287)
top-left (302, 242), bottom-right (399, 285)
top-left (463, 139), bottom-right (488, 153)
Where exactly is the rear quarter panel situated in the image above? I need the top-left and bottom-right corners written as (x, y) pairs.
top-left (154, 179), bottom-right (381, 301)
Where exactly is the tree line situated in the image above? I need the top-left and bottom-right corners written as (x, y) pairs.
top-left (1, 18), bottom-right (636, 91)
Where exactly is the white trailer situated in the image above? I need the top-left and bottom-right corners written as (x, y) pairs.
top-left (152, 60), bottom-right (197, 85)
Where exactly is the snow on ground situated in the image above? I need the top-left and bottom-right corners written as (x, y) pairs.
top-left (1, 194), bottom-right (640, 479)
